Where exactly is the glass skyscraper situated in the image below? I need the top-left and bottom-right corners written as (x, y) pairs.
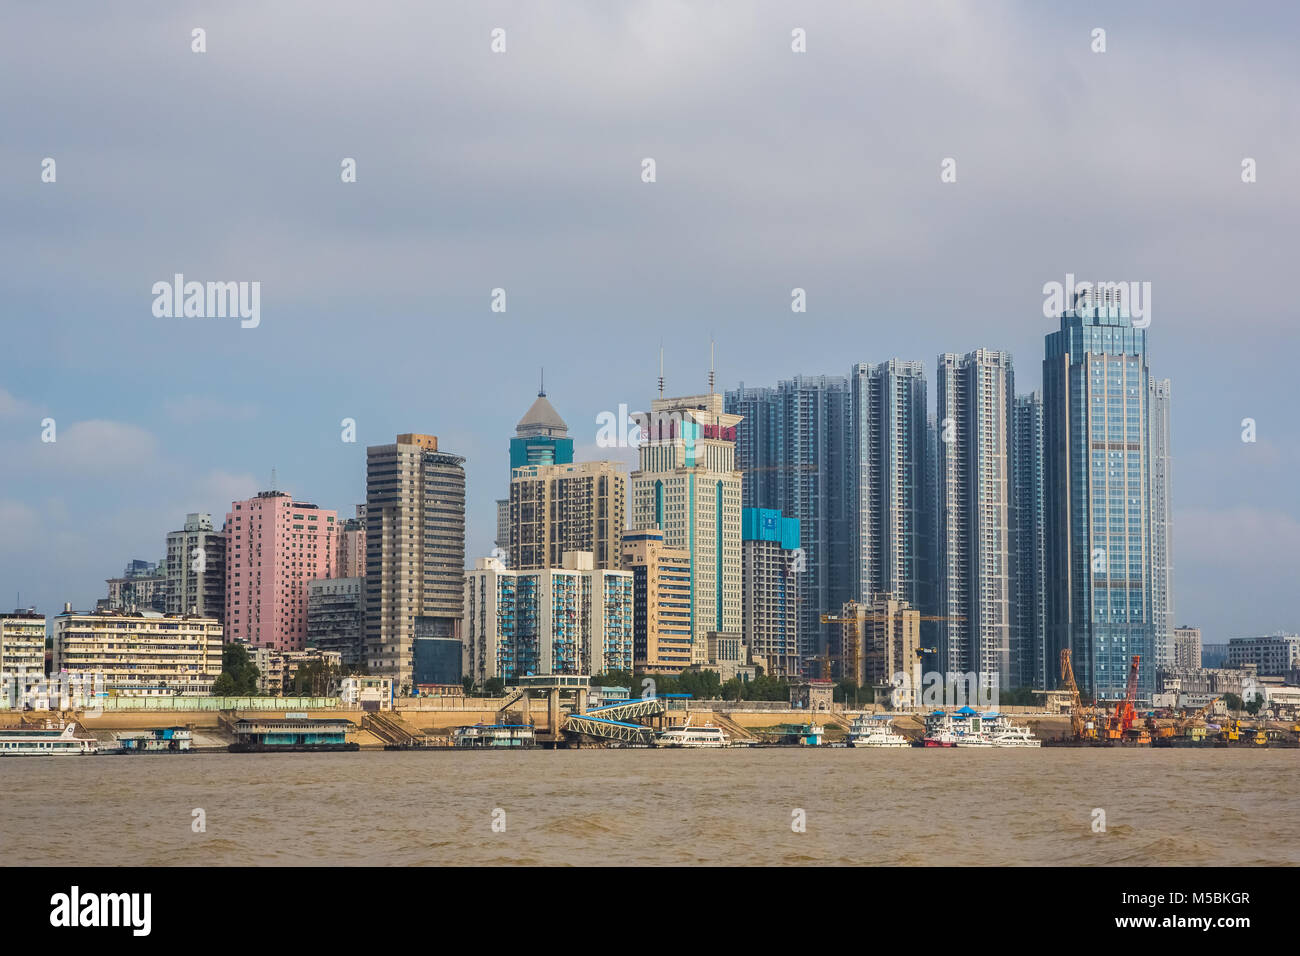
top-left (726, 376), bottom-right (852, 657)
top-left (1043, 303), bottom-right (1154, 701)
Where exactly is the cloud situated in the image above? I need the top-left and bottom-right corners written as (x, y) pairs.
top-left (0, 387), bottom-right (39, 420)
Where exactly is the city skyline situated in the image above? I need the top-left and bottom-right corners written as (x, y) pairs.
top-left (3, 2), bottom-right (1297, 645)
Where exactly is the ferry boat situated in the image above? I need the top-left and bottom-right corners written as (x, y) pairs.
top-left (847, 714), bottom-right (910, 748)
top-left (0, 722), bottom-right (100, 756)
top-left (654, 717), bottom-right (730, 748)
top-left (983, 713), bottom-right (1042, 748)
top-left (915, 708), bottom-right (994, 747)
top-left (451, 723), bottom-right (536, 749)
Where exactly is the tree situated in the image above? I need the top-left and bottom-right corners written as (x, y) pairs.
top-left (461, 675), bottom-right (476, 696)
top-left (216, 643), bottom-right (260, 696)
top-left (483, 677), bottom-right (506, 697)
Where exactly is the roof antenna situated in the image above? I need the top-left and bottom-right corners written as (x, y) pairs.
top-left (539, 367), bottom-right (545, 397)
top-left (658, 344), bottom-right (664, 399)
top-left (708, 336), bottom-right (715, 394)
top-left (271, 467), bottom-right (278, 493)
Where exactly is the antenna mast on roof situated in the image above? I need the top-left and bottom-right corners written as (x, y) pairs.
top-left (539, 367), bottom-right (545, 397)
top-left (708, 336), bottom-right (715, 394)
top-left (271, 467), bottom-right (278, 493)
top-left (658, 345), bottom-right (664, 399)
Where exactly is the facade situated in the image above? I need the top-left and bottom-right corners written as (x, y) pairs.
top-left (225, 491), bottom-right (338, 652)
top-left (832, 596), bottom-right (919, 693)
top-left (307, 576), bottom-right (365, 667)
top-left (335, 510), bottom-right (367, 578)
top-left (629, 390), bottom-right (743, 665)
top-left (0, 609), bottom-right (47, 706)
top-left (1043, 299), bottom-right (1155, 700)
top-left (1171, 625), bottom-right (1202, 671)
top-left (413, 635), bottom-right (463, 686)
top-left (1012, 392), bottom-right (1047, 689)
top-left (463, 553), bottom-right (634, 683)
top-left (726, 376), bottom-right (852, 657)
top-left (935, 350), bottom-right (1015, 688)
top-left (848, 360), bottom-right (931, 613)
top-left (621, 528), bottom-right (692, 674)
top-left (510, 388), bottom-right (574, 470)
top-left (53, 608), bottom-right (223, 696)
top-left (165, 513), bottom-right (226, 620)
top-left (1148, 378), bottom-right (1175, 670)
top-left (740, 508), bottom-right (802, 677)
top-left (509, 460), bottom-right (626, 570)
top-left (1226, 634), bottom-right (1300, 676)
top-left (365, 433), bottom-right (466, 690)
top-left (102, 560), bottom-right (168, 613)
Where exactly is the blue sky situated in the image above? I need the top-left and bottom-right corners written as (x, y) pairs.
top-left (2, 1), bottom-right (1297, 642)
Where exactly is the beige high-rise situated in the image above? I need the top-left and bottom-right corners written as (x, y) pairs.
top-left (621, 528), bottom-right (692, 673)
top-left (365, 433), bottom-right (466, 690)
top-left (630, 391), bottom-right (743, 665)
top-left (510, 461), bottom-right (626, 570)
top-left (835, 595), bottom-right (920, 692)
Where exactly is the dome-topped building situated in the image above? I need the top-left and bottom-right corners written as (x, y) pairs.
top-left (510, 374), bottom-right (574, 469)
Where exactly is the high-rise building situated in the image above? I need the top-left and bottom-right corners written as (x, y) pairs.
top-left (365, 433), bottom-right (466, 690)
top-left (849, 360), bottom-right (931, 611)
top-left (165, 513), bottom-right (227, 621)
top-left (1012, 392), bottom-right (1048, 689)
top-left (740, 508), bottom-right (802, 677)
top-left (335, 507), bottom-right (367, 578)
top-left (307, 576), bottom-right (365, 667)
top-left (1043, 297), bottom-right (1155, 700)
top-left (629, 387), bottom-right (743, 665)
top-left (224, 492), bottom-right (338, 652)
top-left (1149, 378), bottom-right (1175, 671)
top-left (509, 461), bottom-right (626, 570)
top-left (935, 350), bottom-right (1015, 687)
top-left (621, 527), bottom-right (692, 673)
top-left (726, 376), bottom-right (852, 657)
top-left (1172, 625), bottom-right (1201, 671)
top-left (463, 553), bottom-right (634, 682)
top-left (510, 385), bottom-right (574, 470)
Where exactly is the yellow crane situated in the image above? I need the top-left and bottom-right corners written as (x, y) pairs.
top-left (1059, 649), bottom-right (1098, 741)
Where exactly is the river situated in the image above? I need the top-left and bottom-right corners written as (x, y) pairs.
top-left (4, 749), bottom-right (1296, 866)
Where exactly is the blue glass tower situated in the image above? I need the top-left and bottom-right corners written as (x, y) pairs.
top-left (509, 387), bottom-right (574, 470)
top-left (1043, 301), bottom-right (1154, 701)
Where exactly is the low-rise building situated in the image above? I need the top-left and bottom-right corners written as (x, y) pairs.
top-left (1227, 634), bottom-right (1300, 676)
top-left (53, 606), bottom-right (222, 696)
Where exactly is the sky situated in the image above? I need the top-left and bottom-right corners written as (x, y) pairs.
top-left (1, 1), bottom-right (1297, 643)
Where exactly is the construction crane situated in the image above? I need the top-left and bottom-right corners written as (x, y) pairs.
top-left (1059, 649), bottom-right (1097, 740)
top-left (1101, 655), bottom-right (1143, 742)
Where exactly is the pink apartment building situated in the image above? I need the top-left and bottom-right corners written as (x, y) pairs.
top-left (225, 491), bottom-right (338, 651)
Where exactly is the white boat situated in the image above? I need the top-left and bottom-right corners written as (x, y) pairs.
top-left (847, 714), bottom-right (910, 748)
top-left (655, 717), bottom-right (730, 748)
top-left (0, 722), bottom-right (99, 756)
top-left (918, 708), bottom-right (994, 747)
top-left (983, 713), bottom-right (1042, 748)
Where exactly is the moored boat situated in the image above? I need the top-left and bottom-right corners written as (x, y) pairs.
top-left (654, 717), bottom-right (730, 748)
top-left (0, 721), bottom-right (99, 756)
top-left (847, 714), bottom-right (910, 748)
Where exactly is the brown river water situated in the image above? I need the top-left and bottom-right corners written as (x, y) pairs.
top-left (3, 749), bottom-right (1296, 866)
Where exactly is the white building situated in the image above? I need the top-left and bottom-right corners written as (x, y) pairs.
top-left (464, 552), bottom-right (633, 684)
